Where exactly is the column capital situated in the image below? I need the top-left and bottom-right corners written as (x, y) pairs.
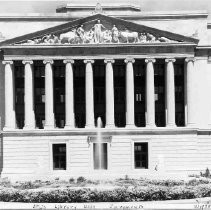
top-left (104, 59), bottom-right (115, 64)
top-left (2, 60), bottom-right (13, 65)
top-left (145, 58), bottom-right (156, 63)
top-left (63, 59), bottom-right (74, 64)
top-left (43, 60), bottom-right (54, 65)
top-left (185, 57), bottom-right (195, 63)
top-left (165, 58), bottom-right (176, 63)
top-left (22, 60), bottom-right (33, 65)
top-left (124, 58), bottom-right (135, 64)
top-left (84, 59), bottom-right (94, 64)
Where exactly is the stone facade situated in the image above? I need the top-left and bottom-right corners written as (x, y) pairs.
top-left (0, 3), bottom-right (210, 180)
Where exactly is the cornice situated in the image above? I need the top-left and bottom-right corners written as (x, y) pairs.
top-left (1, 43), bottom-right (196, 59)
top-left (1, 42), bottom-right (197, 49)
top-left (0, 10), bottom-right (207, 22)
top-left (3, 128), bottom-right (211, 137)
top-left (2, 127), bottom-right (199, 137)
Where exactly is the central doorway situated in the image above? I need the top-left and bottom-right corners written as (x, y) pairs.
top-left (93, 143), bottom-right (108, 170)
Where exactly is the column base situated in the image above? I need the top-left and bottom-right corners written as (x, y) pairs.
top-left (44, 125), bottom-right (55, 130)
top-left (23, 126), bottom-right (35, 130)
top-left (85, 125), bottom-right (95, 129)
top-left (146, 124), bottom-right (156, 129)
top-left (166, 124), bottom-right (176, 128)
top-left (186, 123), bottom-right (196, 128)
top-left (64, 125), bottom-right (75, 130)
top-left (105, 124), bottom-right (115, 129)
top-left (3, 126), bottom-right (16, 131)
top-left (125, 124), bottom-right (136, 129)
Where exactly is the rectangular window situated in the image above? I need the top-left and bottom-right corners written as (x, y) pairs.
top-left (134, 142), bottom-right (148, 169)
top-left (155, 93), bottom-right (158, 101)
top-left (60, 94), bottom-right (65, 103)
top-left (93, 143), bottom-right (107, 170)
top-left (41, 95), bottom-right (45, 103)
top-left (136, 93), bottom-right (142, 102)
top-left (53, 144), bottom-right (66, 170)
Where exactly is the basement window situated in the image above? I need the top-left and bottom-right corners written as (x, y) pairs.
top-left (134, 143), bottom-right (148, 169)
top-left (53, 144), bottom-right (66, 170)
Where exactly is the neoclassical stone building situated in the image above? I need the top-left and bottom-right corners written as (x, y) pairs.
top-left (0, 2), bottom-right (211, 180)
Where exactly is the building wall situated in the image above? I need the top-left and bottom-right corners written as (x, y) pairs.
top-left (195, 58), bottom-right (210, 128)
top-left (1, 131), bottom-right (211, 180)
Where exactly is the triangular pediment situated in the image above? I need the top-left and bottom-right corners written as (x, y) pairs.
top-left (0, 14), bottom-right (198, 46)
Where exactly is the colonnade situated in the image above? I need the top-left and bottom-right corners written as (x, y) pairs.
top-left (2, 57), bottom-right (195, 130)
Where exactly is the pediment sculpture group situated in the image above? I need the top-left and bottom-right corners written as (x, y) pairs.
top-left (20, 20), bottom-right (177, 45)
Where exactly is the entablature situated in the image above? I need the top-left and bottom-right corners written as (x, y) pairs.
top-left (1, 42), bottom-right (196, 59)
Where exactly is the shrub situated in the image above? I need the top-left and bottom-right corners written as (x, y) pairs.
top-left (13, 181), bottom-right (41, 190)
top-left (0, 184), bottom-right (211, 202)
top-left (69, 178), bottom-right (75, 183)
top-left (205, 168), bottom-right (211, 178)
top-left (0, 178), bottom-right (11, 188)
top-left (200, 168), bottom-right (211, 178)
top-left (77, 176), bottom-right (86, 183)
top-left (187, 178), bottom-right (210, 186)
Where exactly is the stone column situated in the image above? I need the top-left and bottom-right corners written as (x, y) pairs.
top-left (64, 60), bottom-right (75, 129)
top-left (105, 59), bottom-right (115, 128)
top-left (185, 57), bottom-right (196, 127)
top-left (84, 59), bottom-right (95, 128)
top-left (2, 61), bottom-right (16, 130)
top-left (145, 58), bottom-right (156, 127)
top-left (23, 60), bottom-right (35, 129)
top-left (43, 60), bottom-right (54, 129)
top-left (165, 58), bottom-right (176, 127)
top-left (125, 58), bottom-right (135, 128)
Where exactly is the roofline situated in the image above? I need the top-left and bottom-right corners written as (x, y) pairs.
top-left (196, 46), bottom-right (211, 49)
top-left (56, 4), bottom-right (141, 11)
top-left (0, 10), bottom-right (207, 21)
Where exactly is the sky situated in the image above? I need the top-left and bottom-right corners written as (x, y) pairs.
top-left (0, 0), bottom-right (210, 19)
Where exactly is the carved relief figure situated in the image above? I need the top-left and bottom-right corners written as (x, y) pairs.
top-left (139, 33), bottom-right (147, 43)
top-left (77, 25), bottom-right (85, 43)
top-left (102, 30), bottom-right (112, 43)
top-left (92, 20), bottom-right (106, 43)
top-left (119, 31), bottom-right (139, 43)
top-left (146, 33), bottom-right (156, 42)
top-left (17, 21), bottom-right (179, 45)
top-left (111, 25), bottom-right (119, 43)
top-left (84, 29), bottom-right (95, 43)
top-left (158, 37), bottom-right (171, 42)
top-left (60, 29), bottom-right (79, 44)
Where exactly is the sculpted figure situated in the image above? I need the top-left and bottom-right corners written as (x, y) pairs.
top-left (146, 33), bottom-right (156, 42)
top-left (119, 30), bottom-right (139, 43)
top-left (42, 34), bottom-right (52, 44)
top-left (83, 29), bottom-right (94, 43)
top-left (139, 33), bottom-right (147, 43)
top-left (25, 39), bottom-right (36, 44)
top-left (52, 35), bottom-right (60, 44)
top-left (111, 25), bottom-right (119, 43)
top-left (102, 30), bottom-right (112, 43)
top-left (158, 36), bottom-right (171, 42)
top-left (92, 20), bottom-right (106, 43)
top-left (77, 25), bottom-right (85, 43)
top-left (60, 29), bottom-right (78, 44)
top-left (24, 38), bottom-right (42, 44)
